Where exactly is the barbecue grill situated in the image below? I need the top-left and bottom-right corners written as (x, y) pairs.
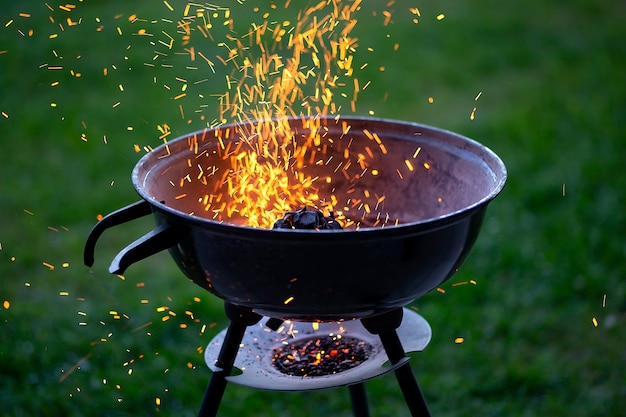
top-left (84, 116), bottom-right (506, 416)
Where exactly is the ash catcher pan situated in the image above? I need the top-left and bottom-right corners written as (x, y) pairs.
top-left (204, 308), bottom-right (431, 391)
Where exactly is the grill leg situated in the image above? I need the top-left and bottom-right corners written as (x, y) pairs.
top-left (198, 303), bottom-right (262, 417)
top-left (362, 309), bottom-right (431, 417)
top-left (349, 382), bottom-right (370, 417)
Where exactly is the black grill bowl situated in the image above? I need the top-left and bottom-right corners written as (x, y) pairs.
top-left (85, 116), bottom-right (506, 321)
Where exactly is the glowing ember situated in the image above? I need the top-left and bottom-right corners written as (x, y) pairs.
top-left (272, 336), bottom-right (372, 377)
top-left (134, 0), bottom-right (403, 230)
top-left (143, 115), bottom-right (429, 230)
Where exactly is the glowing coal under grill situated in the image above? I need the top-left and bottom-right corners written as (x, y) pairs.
top-left (84, 116), bottom-right (506, 417)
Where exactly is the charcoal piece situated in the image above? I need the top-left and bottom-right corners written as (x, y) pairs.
top-left (272, 336), bottom-right (372, 377)
top-left (272, 207), bottom-right (342, 230)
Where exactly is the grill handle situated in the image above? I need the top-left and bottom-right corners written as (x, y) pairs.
top-left (108, 223), bottom-right (180, 275)
top-left (85, 200), bottom-right (182, 275)
top-left (84, 200), bottom-right (182, 275)
top-left (84, 200), bottom-right (153, 267)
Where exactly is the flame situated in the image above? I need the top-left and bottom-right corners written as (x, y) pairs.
top-left (143, 1), bottom-right (406, 229)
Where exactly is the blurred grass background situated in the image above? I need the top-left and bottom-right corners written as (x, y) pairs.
top-left (1, 1), bottom-right (624, 416)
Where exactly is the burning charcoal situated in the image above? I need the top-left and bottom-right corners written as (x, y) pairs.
top-left (272, 336), bottom-right (372, 377)
top-left (273, 207), bottom-right (342, 230)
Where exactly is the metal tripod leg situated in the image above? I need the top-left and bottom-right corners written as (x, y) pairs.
top-left (349, 382), bottom-right (370, 417)
top-left (362, 309), bottom-right (431, 417)
top-left (197, 303), bottom-right (262, 417)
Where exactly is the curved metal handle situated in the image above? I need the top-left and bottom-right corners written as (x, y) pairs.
top-left (84, 200), bottom-right (152, 267)
top-left (109, 223), bottom-right (181, 275)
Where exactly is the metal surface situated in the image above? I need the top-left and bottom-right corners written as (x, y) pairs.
top-left (198, 304), bottom-right (262, 417)
top-left (362, 310), bottom-right (431, 417)
top-left (204, 308), bottom-right (431, 391)
top-left (85, 116), bottom-right (506, 320)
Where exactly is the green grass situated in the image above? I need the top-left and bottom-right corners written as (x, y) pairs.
top-left (2, 0), bottom-right (625, 416)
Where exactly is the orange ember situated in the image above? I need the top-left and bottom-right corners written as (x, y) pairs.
top-left (138, 1), bottom-right (402, 229)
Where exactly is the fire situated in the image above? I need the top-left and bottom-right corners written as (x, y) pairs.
top-left (160, 115), bottom-right (410, 229)
top-left (136, 1), bottom-right (407, 229)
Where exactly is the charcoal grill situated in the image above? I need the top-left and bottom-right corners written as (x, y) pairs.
top-left (84, 116), bottom-right (506, 416)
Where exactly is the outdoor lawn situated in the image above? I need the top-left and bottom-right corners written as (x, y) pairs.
top-left (1, 0), bottom-right (624, 416)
